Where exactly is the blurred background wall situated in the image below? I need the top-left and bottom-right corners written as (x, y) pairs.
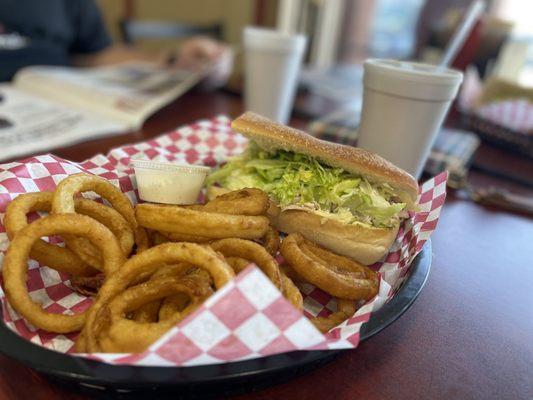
top-left (96, 0), bottom-right (277, 49)
top-left (95, 0), bottom-right (533, 85)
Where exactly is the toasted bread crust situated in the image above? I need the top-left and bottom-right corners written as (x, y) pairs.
top-left (231, 112), bottom-right (418, 206)
top-left (276, 209), bottom-right (399, 265)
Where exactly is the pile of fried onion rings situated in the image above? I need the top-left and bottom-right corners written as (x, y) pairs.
top-left (2, 173), bottom-right (379, 353)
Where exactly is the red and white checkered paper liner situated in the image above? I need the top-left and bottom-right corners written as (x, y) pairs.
top-left (0, 115), bottom-right (447, 366)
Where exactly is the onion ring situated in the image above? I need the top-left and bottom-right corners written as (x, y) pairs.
top-left (205, 187), bottom-right (280, 224)
top-left (131, 263), bottom-right (196, 323)
top-left (152, 189), bottom-right (274, 245)
top-left (280, 233), bottom-right (379, 301)
top-left (135, 203), bottom-right (269, 240)
top-left (310, 298), bottom-right (357, 333)
top-left (209, 239), bottom-right (304, 309)
top-left (78, 242), bottom-right (234, 352)
top-left (158, 269), bottom-right (213, 321)
top-left (5, 191), bottom-right (133, 275)
top-left (280, 264), bottom-right (356, 327)
top-left (63, 199), bottom-right (134, 270)
top-left (210, 238), bottom-right (282, 290)
top-left (2, 214), bottom-right (125, 333)
top-left (133, 264), bottom-right (212, 323)
top-left (280, 272), bottom-right (303, 310)
top-left (96, 276), bottom-right (213, 353)
top-left (4, 192), bottom-right (93, 276)
top-left (301, 240), bottom-right (369, 277)
top-left (51, 173), bottom-right (147, 251)
top-left (188, 188), bottom-right (269, 216)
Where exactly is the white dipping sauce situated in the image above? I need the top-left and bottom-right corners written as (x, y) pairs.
top-left (131, 159), bottom-right (210, 204)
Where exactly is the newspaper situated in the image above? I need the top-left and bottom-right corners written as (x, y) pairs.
top-left (0, 62), bottom-right (202, 161)
top-left (0, 86), bottom-right (124, 160)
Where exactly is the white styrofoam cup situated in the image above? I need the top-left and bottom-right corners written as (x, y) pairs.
top-left (357, 59), bottom-right (463, 178)
top-left (243, 27), bottom-right (307, 124)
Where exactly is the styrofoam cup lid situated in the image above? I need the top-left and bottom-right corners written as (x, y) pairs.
top-left (363, 59), bottom-right (463, 101)
top-left (243, 27), bottom-right (307, 54)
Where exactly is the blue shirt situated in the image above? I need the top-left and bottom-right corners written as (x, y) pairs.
top-left (0, 0), bottom-right (111, 81)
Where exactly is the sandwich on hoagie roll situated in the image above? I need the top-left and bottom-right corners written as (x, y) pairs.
top-left (206, 112), bottom-right (419, 265)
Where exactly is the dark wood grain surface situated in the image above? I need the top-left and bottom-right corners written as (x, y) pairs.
top-left (1, 90), bottom-right (532, 400)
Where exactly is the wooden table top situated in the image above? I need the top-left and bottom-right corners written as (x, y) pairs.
top-left (1, 90), bottom-right (532, 400)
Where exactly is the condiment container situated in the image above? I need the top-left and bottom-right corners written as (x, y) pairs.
top-left (131, 159), bottom-right (210, 204)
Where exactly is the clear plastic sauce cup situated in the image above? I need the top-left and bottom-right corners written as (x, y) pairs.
top-left (131, 159), bottom-right (210, 204)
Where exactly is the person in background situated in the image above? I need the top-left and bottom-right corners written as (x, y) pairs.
top-left (0, 0), bottom-right (233, 87)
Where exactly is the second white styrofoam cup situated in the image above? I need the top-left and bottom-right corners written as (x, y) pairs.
top-left (243, 27), bottom-right (307, 124)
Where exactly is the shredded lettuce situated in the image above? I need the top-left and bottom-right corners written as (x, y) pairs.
top-left (205, 143), bottom-right (406, 228)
